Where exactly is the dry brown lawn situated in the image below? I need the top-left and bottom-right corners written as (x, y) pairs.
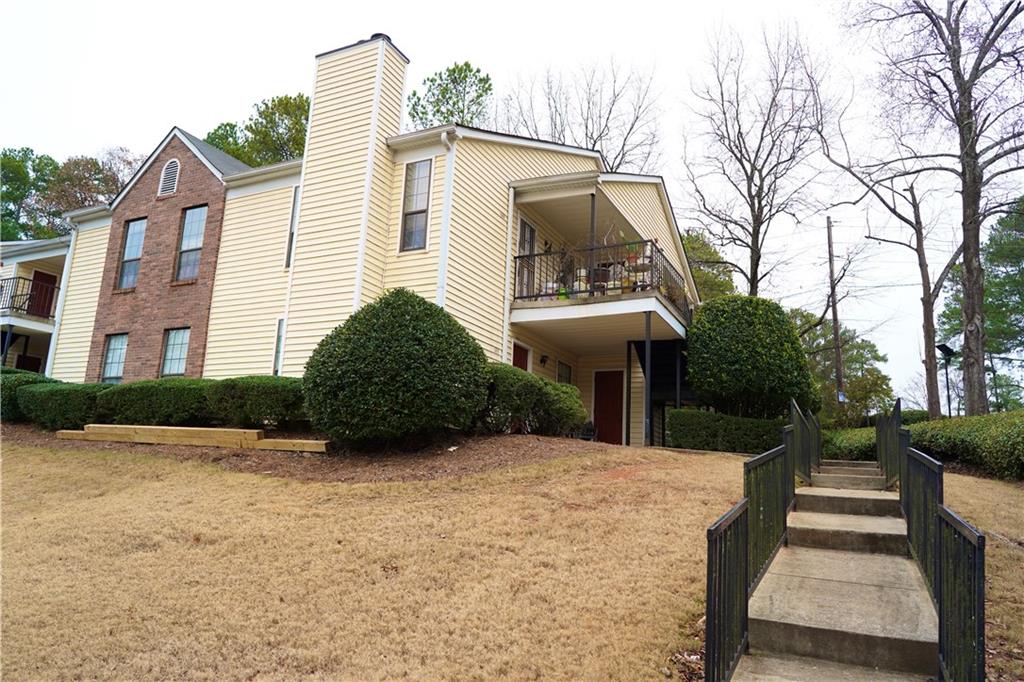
top-left (1, 439), bottom-right (743, 681)
top-left (944, 473), bottom-right (1024, 680)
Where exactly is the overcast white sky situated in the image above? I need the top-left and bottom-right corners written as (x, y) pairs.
top-left (2, 0), bottom-right (971, 397)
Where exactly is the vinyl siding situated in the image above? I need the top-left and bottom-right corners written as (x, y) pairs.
top-left (16, 259), bottom-right (63, 281)
top-left (577, 352), bottom-right (645, 446)
top-left (203, 185), bottom-right (295, 378)
top-left (447, 139), bottom-right (600, 361)
top-left (3, 333), bottom-right (51, 369)
top-left (509, 327), bottom-right (578, 384)
top-left (382, 153), bottom-right (444, 301)
top-left (0, 262), bottom-right (14, 279)
top-left (601, 181), bottom-right (692, 303)
top-left (50, 226), bottom-right (110, 382)
top-left (282, 40), bottom-right (405, 375)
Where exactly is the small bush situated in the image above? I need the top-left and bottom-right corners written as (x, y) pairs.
top-left (304, 289), bottom-right (488, 446)
top-left (530, 379), bottom-right (587, 437)
top-left (1, 372), bottom-right (56, 422)
top-left (478, 363), bottom-right (545, 434)
top-left (206, 375), bottom-right (305, 428)
top-left (17, 382), bottom-right (110, 430)
top-left (96, 378), bottom-right (217, 426)
top-left (0, 367), bottom-right (37, 376)
top-left (823, 428), bottom-right (877, 461)
top-left (666, 408), bottom-right (785, 454)
top-left (901, 409), bottom-right (931, 425)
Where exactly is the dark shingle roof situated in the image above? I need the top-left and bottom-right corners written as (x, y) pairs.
top-left (177, 128), bottom-right (252, 176)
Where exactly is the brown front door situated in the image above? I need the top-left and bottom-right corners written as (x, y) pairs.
top-left (593, 370), bottom-right (624, 444)
top-left (15, 354), bottom-right (42, 373)
top-left (512, 343), bottom-right (530, 371)
top-left (27, 271), bottom-right (58, 317)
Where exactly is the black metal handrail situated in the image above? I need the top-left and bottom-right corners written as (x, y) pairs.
top-left (876, 398), bottom-right (903, 485)
top-left (0, 276), bottom-right (60, 319)
top-left (903, 446), bottom-right (944, 597)
top-left (705, 498), bottom-right (749, 682)
top-left (744, 444), bottom-right (791, 591)
top-left (789, 399), bottom-right (817, 481)
top-left (512, 239), bottom-right (693, 324)
top-left (937, 505), bottom-right (986, 681)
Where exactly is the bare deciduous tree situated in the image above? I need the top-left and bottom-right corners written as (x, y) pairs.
top-left (498, 61), bottom-right (660, 173)
top-left (684, 28), bottom-right (821, 296)
top-left (856, 0), bottom-right (1024, 415)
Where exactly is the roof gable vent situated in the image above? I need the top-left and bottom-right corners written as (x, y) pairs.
top-left (158, 159), bottom-right (180, 196)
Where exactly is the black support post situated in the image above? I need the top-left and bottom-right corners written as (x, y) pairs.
top-left (675, 339), bottom-right (681, 408)
top-left (644, 311), bottom-right (652, 446)
top-left (624, 342), bottom-right (631, 446)
top-left (1, 324), bottom-right (14, 367)
top-left (588, 192), bottom-right (597, 289)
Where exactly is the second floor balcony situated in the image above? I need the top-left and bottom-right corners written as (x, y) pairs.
top-left (513, 239), bottom-right (693, 326)
top-left (1, 276), bottom-right (60, 321)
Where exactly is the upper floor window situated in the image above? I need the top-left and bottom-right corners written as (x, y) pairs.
top-left (161, 328), bottom-right (190, 376)
top-left (400, 159), bottom-right (431, 251)
top-left (285, 186), bottom-right (300, 268)
top-left (159, 159), bottom-right (180, 196)
top-left (118, 218), bottom-right (147, 289)
top-left (176, 206), bottom-right (207, 281)
top-left (101, 334), bottom-right (128, 384)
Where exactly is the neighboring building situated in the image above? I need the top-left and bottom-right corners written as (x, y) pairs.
top-left (50, 33), bottom-right (700, 446)
top-left (1, 237), bottom-right (69, 372)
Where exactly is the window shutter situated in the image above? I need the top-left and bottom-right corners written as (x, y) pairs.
top-left (159, 159), bottom-right (180, 196)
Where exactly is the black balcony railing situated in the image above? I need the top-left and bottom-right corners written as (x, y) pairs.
top-left (0, 276), bottom-right (60, 319)
top-left (513, 239), bottom-right (693, 323)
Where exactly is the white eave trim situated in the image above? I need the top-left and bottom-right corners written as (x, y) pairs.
top-left (510, 296), bottom-right (687, 338)
top-left (224, 159), bottom-right (304, 187)
top-left (388, 125), bottom-right (605, 168)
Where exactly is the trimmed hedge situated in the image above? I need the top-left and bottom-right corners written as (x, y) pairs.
top-left (823, 428), bottom-right (876, 461)
top-left (666, 408), bottom-right (785, 454)
top-left (825, 411), bottom-right (1023, 479)
top-left (866, 409), bottom-right (930, 427)
top-left (530, 379), bottom-right (587, 437)
top-left (304, 289), bottom-right (488, 446)
top-left (16, 382), bottom-right (110, 430)
top-left (0, 367), bottom-right (38, 376)
top-left (96, 378), bottom-right (217, 426)
top-left (478, 363), bottom-right (544, 434)
top-left (206, 375), bottom-right (305, 428)
top-left (1, 372), bottom-right (56, 422)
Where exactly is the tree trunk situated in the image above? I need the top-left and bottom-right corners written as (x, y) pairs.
top-left (960, 160), bottom-right (989, 415)
top-left (748, 221), bottom-right (761, 297)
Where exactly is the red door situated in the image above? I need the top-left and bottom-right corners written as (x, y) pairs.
top-left (15, 354), bottom-right (42, 373)
top-left (512, 343), bottom-right (530, 371)
top-left (593, 370), bottom-right (624, 444)
top-left (27, 271), bottom-right (58, 317)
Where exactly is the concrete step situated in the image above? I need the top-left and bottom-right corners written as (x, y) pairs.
top-left (748, 546), bottom-right (938, 675)
top-left (819, 464), bottom-right (882, 477)
top-left (733, 651), bottom-right (929, 681)
top-left (795, 487), bottom-right (901, 517)
top-left (811, 472), bottom-right (887, 490)
top-left (821, 459), bottom-right (879, 469)
top-left (788, 511), bottom-right (908, 555)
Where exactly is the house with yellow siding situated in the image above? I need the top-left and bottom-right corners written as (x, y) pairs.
top-left (49, 33), bottom-right (700, 447)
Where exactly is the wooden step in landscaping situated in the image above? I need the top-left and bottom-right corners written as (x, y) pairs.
top-left (795, 487), bottom-right (901, 517)
top-left (747, 546), bottom-right (938, 675)
top-left (821, 459), bottom-right (879, 469)
top-left (56, 424), bottom-right (328, 453)
top-left (732, 651), bottom-right (929, 681)
top-left (818, 464), bottom-right (883, 477)
top-left (788, 510), bottom-right (908, 555)
top-left (811, 471), bottom-right (887, 490)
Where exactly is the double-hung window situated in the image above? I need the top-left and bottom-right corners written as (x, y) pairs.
top-left (176, 206), bottom-right (207, 281)
top-left (556, 361), bottom-right (573, 385)
top-left (101, 334), bottom-right (128, 384)
top-left (400, 159), bottom-right (431, 251)
top-left (161, 328), bottom-right (190, 376)
top-left (118, 219), bottom-right (147, 289)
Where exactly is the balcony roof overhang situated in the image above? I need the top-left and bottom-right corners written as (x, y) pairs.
top-left (510, 293), bottom-right (684, 356)
top-left (0, 315), bottom-right (56, 335)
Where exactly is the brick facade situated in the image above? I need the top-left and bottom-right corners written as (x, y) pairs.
top-left (85, 137), bottom-right (225, 382)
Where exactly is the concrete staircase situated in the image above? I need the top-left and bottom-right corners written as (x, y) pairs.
top-left (732, 460), bottom-right (939, 681)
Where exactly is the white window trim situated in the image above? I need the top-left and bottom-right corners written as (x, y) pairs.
top-left (396, 157), bottom-right (434, 255)
top-left (158, 158), bottom-right (180, 196)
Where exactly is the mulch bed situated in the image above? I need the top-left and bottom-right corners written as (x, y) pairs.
top-left (1, 423), bottom-right (619, 484)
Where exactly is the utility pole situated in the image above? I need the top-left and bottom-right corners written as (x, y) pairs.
top-left (826, 216), bottom-right (844, 402)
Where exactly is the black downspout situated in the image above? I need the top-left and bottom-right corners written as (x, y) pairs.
top-left (624, 342), bottom-right (631, 446)
top-left (644, 311), bottom-right (652, 446)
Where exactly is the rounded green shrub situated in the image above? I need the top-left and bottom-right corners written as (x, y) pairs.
top-left (822, 427), bottom-right (877, 461)
top-left (689, 295), bottom-right (817, 418)
top-left (206, 375), bottom-right (305, 428)
top-left (478, 362), bottom-right (545, 434)
top-left (303, 288), bottom-right (488, 446)
top-left (530, 379), bottom-right (587, 437)
top-left (17, 382), bottom-right (110, 430)
top-left (1, 372), bottom-right (56, 422)
top-left (96, 378), bottom-right (217, 426)
top-left (909, 411), bottom-right (1023, 479)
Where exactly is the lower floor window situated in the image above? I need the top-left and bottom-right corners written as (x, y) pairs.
top-left (102, 334), bottom-right (128, 383)
top-left (161, 328), bottom-right (190, 376)
top-left (556, 360), bottom-right (573, 384)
